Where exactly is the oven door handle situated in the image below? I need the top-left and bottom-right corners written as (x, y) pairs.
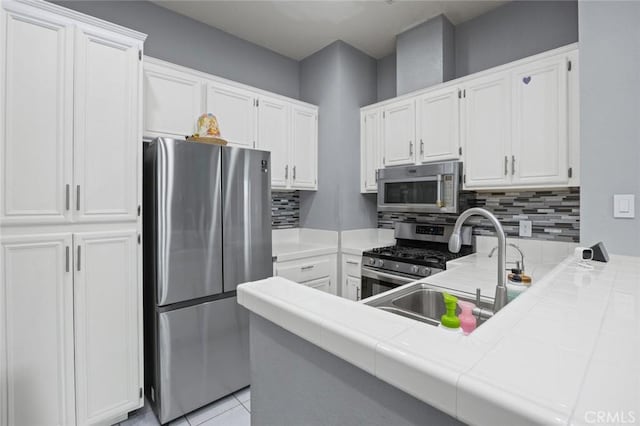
top-left (361, 267), bottom-right (417, 286)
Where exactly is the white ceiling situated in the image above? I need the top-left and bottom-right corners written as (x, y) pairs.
top-left (153, 0), bottom-right (507, 60)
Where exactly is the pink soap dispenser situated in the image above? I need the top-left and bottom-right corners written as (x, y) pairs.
top-left (458, 301), bottom-right (477, 335)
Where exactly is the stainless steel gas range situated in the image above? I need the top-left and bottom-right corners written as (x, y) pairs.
top-left (361, 222), bottom-right (474, 299)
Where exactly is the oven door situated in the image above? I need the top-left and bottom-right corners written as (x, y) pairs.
top-left (360, 266), bottom-right (416, 299)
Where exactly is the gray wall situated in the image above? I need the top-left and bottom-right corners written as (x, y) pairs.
top-left (455, 1), bottom-right (578, 78)
top-left (250, 313), bottom-right (463, 426)
top-left (53, 1), bottom-right (300, 98)
top-left (377, 53), bottom-right (397, 102)
top-left (579, 1), bottom-right (640, 256)
top-left (299, 42), bottom-right (378, 231)
top-left (396, 15), bottom-right (455, 95)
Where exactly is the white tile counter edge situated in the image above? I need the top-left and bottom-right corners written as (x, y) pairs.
top-left (238, 255), bottom-right (640, 425)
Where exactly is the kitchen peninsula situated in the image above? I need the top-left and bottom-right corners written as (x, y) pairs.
top-left (238, 253), bottom-right (639, 426)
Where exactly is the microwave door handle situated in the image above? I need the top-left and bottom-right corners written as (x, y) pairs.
top-left (436, 174), bottom-right (443, 208)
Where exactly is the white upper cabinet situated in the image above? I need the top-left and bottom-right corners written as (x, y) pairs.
top-left (383, 99), bottom-right (415, 167)
top-left (1, 234), bottom-right (76, 426)
top-left (143, 58), bottom-right (319, 190)
top-left (362, 44), bottom-right (579, 191)
top-left (360, 108), bottom-right (382, 193)
top-left (143, 62), bottom-right (203, 139)
top-left (256, 96), bottom-right (289, 189)
top-left (74, 27), bottom-right (139, 223)
top-left (416, 85), bottom-right (460, 163)
top-left (461, 72), bottom-right (512, 189)
top-left (73, 230), bottom-right (140, 426)
top-left (1, 10), bottom-right (73, 225)
top-left (510, 54), bottom-right (569, 186)
top-left (206, 83), bottom-right (256, 148)
top-left (291, 105), bottom-right (318, 190)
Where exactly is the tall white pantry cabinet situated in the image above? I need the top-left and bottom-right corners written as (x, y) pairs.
top-left (0, 1), bottom-right (146, 426)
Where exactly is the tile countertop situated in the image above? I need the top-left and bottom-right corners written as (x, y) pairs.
top-left (272, 228), bottom-right (339, 262)
top-left (340, 228), bottom-right (395, 256)
top-left (237, 254), bottom-right (640, 426)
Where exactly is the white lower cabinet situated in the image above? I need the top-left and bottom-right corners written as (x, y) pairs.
top-left (0, 234), bottom-right (76, 426)
top-left (344, 276), bottom-right (361, 301)
top-left (0, 230), bottom-right (141, 426)
top-left (275, 253), bottom-right (337, 295)
top-left (73, 230), bottom-right (140, 425)
top-left (341, 254), bottom-right (362, 301)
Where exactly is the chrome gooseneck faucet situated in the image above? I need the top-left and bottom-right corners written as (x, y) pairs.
top-left (449, 208), bottom-right (509, 313)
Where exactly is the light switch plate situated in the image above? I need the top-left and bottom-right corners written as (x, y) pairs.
top-left (519, 220), bottom-right (532, 237)
top-left (614, 194), bottom-right (635, 218)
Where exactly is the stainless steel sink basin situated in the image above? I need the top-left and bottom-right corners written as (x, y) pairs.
top-left (365, 283), bottom-right (495, 327)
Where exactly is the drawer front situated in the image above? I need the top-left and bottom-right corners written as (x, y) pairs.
top-left (277, 257), bottom-right (331, 283)
top-left (342, 255), bottom-right (361, 277)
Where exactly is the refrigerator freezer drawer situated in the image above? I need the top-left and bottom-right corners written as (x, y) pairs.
top-left (156, 296), bottom-right (249, 424)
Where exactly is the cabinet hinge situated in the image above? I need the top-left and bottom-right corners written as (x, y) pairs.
top-left (138, 234), bottom-right (141, 245)
top-left (138, 50), bottom-right (142, 61)
top-left (139, 388), bottom-right (143, 399)
top-left (567, 60), bottom-right (572, 72)
top-left (568, 167), bottom-right (573, 178)
top-left (458, 147), bottom-right (462, 156)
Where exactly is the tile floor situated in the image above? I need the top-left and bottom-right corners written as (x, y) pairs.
top-left (117, 387), bottom-right (250, 426)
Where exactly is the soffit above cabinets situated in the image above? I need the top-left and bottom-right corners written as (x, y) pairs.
top-left (152, 0), bottom-right (507, 60)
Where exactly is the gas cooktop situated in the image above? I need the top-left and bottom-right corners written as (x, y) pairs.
top-left (364, 243), bottom-right (473, 269)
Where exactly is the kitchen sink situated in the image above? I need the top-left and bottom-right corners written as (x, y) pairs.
top-left (365, 283), bottom-right (495, 327)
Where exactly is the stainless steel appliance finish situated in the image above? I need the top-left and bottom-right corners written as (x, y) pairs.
top-left (152, 140), bottom-right (223, 306)
top-left (222, 147), bottom-right (272, 292)
top-left (156, 296), bottom-right (249, 423)
top-left (143, 138), bottom-right (272, 424)
top-left (360, 223), bottom-right (473, 299)
top-left (377, 161), bottom-right (462, 214)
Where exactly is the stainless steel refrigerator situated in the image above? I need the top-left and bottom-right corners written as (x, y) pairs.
top-left (143, 138), bottom-right (272, 424)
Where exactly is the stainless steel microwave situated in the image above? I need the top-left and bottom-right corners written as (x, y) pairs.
top-left (377, 161), bottom-right (462, 214)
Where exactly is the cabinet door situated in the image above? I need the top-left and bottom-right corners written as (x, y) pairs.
top-left (511, 55), bottom-right (569, 186)
top-left (416, 86), bottom-right (460, 163)
top-left (256, 96), bottom-right (290, 188)
top-left (207, 83), bottom-right (256, 148)
top-left (0, 234), bottom-right (75, 426)
top-left (144, 61), bottom-right (203, 139)
top-left (304, 276), bottom-right (332, 294)
top-left (383, 100), bottom-right (415, 166)
top-left (1, 10), bottom-right (73, 225)
top-left (462, 72), bottom-right (511, 189)
top-left (361, 109), bottom-right (382, 193)
top-left (74, 230), bottom-right (140, 425)
top-left (74, 27), bottom-right (139, 223)
top-left (345, 276), bottom-right (361, 301)
top-left (291, 106), bottom-right (317, 190)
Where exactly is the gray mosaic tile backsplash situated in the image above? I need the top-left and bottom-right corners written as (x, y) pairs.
top-left (378, 187), bottom-right (580, 242)
top-left (272, 190), bottom-right (300, 229)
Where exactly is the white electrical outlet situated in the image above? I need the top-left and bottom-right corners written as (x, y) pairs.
top-left (519, 220), bottom-right (532, 237)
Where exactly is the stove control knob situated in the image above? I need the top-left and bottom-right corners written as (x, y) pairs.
top-left (410, 265), bottom-right (420, 274)
top-left (420, 267), bottom-right (432, 276)
top-left (377, 259), bottom-right (385, 268)
top-left (368, 258), bottom-right (376, 266)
